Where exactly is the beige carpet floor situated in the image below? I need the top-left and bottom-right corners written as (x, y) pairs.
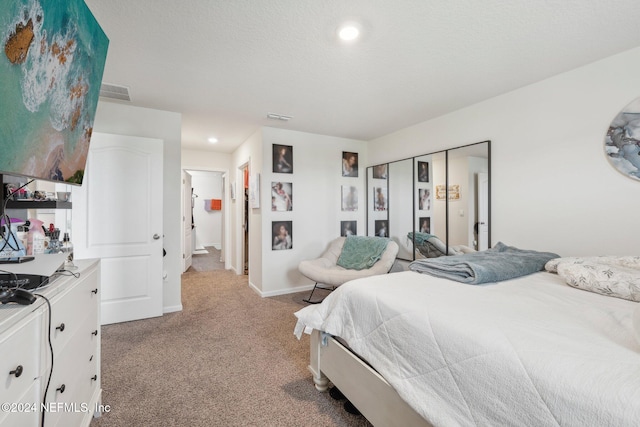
top-left (188, 246), bottom-right (226, 272)
top-left (90, 268), bottom-right (372, 427)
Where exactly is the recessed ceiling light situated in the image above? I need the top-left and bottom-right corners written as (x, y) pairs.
top-left (338, 23), bottom-right (360, 41)
top-left (208, 137), bottom-right (218, 144)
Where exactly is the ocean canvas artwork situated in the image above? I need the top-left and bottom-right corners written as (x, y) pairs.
top-left (1, 0), bottom-right (108, 184)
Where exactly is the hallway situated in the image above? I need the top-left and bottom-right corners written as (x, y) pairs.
top-left (187, 246), bottom-right (225, 272)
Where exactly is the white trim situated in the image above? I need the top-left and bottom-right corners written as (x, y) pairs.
top-left (163, 304), bottom-right (183, 314)
top-left (249, 283), bottom-right (316, 298)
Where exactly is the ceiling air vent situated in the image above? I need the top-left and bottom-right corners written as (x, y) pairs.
top-left (100, 83), bottom-right (131, 101)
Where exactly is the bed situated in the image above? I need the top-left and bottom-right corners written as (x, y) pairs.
top-left (294, 255), bottom-right (640, 426)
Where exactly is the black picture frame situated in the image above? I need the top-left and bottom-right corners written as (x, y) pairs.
top-left (419, 188), bottom-right (431, 211)
top-left (340, 220), bottom-right (357, 237)
top-left (372, 164), bottom-right (388, 179)
top-left (418, 217), bottom-right (431, 234)
top-left (272, 221), bottom-right (293, 250)
top-left (273, 144), bottom-right (293, 174)
top-left (271, 182), bottom-right (293, 211)
top-left (417, 161), bottom-right (429, 182)
top-left (342, 152), bottom-right (359, 177)
top-left (374, 220), bottom-right (388, 237)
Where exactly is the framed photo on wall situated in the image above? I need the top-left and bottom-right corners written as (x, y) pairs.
top-left (271, 182), bottom-right (292, 211)
top-left (373, 164), bottom-right (388, 179)
top-left (342, 152), bottom-right (358, 177)
top-left (417, 161), bottom-right (429, 182)
top-left (272, 221), bottom-right (293, 250)
top-left (418, 217), bottom-right (431, 233)
top-left (374, 187), bottom-right (387, 211)
top-left (374, 220), bottom-right (388, 237)
top-left (419, 188), bottom-right (431, 210)
top-left (341, 220), bottom-right (357, 236)
top-left (273, 144), bottom-right (293, 174)
top-left (341, 185), bottom-right (358, 211)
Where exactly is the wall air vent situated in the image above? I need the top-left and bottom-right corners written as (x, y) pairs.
top-left (100, 83), bottom-right (131, 101)
top-left (266, 113), bottom-right (292, 121)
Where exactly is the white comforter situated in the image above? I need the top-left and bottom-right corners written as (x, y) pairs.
top-left (294, 271), bottom-right (640, 427)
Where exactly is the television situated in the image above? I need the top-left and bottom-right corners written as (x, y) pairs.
top-left (0, 0), bottom-right (109, 185)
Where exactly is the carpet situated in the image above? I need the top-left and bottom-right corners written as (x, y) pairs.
top-left (90, 269), bottom-right (372, 427)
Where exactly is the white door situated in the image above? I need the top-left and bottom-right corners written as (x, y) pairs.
top-left (182, 171), bottom-right (193, 272)
top-left (73, 133), bottom-right (164, 325)
top-left (477, 172), bottom-right (489, 251)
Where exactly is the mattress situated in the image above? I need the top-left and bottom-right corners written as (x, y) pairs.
top-left (294, 270), bottom-right (640, 427)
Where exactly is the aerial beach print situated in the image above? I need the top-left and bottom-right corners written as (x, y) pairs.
top-left (1, 0), bottom-right (108, 183)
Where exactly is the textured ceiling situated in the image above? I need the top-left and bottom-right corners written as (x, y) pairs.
top-left (85, 0), bottom-right (640, 153)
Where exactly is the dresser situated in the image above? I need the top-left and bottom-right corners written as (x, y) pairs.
top-left (0, 259), bottom-right (101, 427)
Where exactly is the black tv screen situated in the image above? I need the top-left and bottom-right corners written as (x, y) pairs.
top-left (0, 0), bottom-right (109, 185)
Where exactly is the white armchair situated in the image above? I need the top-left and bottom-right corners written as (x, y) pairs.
top-left (300, 236), bottom-right (399, 303)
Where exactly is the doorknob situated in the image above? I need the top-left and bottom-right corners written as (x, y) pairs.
top-left (153, 234), bottom-right (160, 240)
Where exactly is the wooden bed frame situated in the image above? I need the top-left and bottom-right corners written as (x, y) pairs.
top-left (309, 329), bottom-right (432, 427)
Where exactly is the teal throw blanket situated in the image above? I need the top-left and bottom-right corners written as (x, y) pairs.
top-left (337, 236), bottom-right (390, 270)
top-left (407, 231), bottom-right (437, 245)
top-left (408, 242), bottom-right (559, 284)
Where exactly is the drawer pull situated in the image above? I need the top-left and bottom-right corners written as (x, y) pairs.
top-left (92, 330), bottom-right (98, 336)
top-left (9, 365), bottom-right (23, 378)
top-left (92, 288), bottom-right (98, 294)
top-left (57, 384), bottom-right (66, 394)
top-left (91, 375), bottom-right (97, 381)
top-left (56, 323), bottom-right (65, 332)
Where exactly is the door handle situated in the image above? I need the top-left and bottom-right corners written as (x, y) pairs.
top-left (153, 234), bottom-right (161, 240)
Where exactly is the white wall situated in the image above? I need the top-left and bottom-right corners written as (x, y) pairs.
top-left (182, 149), bottom-right (232, 172)
top-left (188, 170), bottom-right (223, 248)
top-left (259, 127), bottom-right (368, 296)
top-left (91, 101), bottom-right (183, 313)
top-left (369, 47), bottom-right (640, 256)
top-left (230, 128), bottom-right (263, 289)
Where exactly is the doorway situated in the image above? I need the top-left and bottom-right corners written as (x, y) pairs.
top-left (183, 169), bottom-right (226, 272)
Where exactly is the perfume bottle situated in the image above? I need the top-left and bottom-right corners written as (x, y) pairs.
top-left (61, 232), bottom-right (75, 269)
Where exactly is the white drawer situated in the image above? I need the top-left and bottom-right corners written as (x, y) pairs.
top-left (0, 379), bottom-right (41, 427)
top-left (44, 346), bottom-right (99, 427)
top-left (0, 311), bottom-right (40, 406)
top-left (49, 273), bottom-right (99, 352)
top-left (47, 323), bottom-right (98, 403)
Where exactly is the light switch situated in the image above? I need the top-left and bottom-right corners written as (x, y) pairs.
top-left (459, 209), bottom-right (464, 217)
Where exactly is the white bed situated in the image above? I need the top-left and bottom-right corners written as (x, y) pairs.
top-left (294, 270), bottom-right (640, 426)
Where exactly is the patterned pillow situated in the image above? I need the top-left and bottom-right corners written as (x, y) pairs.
top-left (545, 256), bottom-right (640, 273)
top-left (556, 261), bottom-right (640, 302)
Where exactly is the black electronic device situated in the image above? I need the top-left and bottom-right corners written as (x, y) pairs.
top-left (0, 256), bottom-right (35, 264)
top-left (0, 287), bottom-right (36, 305)
top-left (0, 274), bottom-right (50, 290)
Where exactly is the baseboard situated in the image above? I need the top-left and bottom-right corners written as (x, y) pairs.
top-left (250, 283), bottom-right (316, 298)
top-left (163, 304), bottom-right (183, 314)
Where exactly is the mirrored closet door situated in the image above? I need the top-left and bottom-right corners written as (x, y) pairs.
top-left (367, 141), bottom-right (490, 261)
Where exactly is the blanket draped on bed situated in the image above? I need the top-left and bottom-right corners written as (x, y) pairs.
top-left (336, 236), bottom-right (390, 270)
top-left (408, 241), bottom-right (559, 284)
